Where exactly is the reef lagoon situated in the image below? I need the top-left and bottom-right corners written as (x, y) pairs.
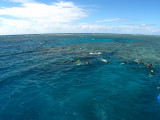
top-left (0, 34), bottom-right (160, 120)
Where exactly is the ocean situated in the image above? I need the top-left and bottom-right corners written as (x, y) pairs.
top-left (0, 34), bottom-right (160, 120)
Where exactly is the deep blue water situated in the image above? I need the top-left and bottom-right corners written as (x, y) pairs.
top-left (0, 34), bottom-right (160, 120)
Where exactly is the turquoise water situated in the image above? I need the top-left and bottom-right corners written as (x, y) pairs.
top-left (0, 34), bottom-right (160, 120)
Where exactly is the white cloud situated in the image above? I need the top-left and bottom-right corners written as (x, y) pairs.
top-left (0, 0), bottom-right (89, 35)
top-left (0, 1), bottom-right (160, 35)
top-left (0, 1), bottom-right (87, 23)
top-left (96, 18), bottom-right (133, 22)
top-left (0, 17), bottom-right (160, 35)
top-left (73, 23), bottom-right (160, 35)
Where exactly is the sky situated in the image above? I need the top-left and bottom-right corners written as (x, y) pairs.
top-left (0, 0), bottom-right (160, 35)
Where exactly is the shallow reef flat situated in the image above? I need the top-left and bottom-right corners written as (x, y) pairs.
top-left (37, 37), bottom-right (160, 67)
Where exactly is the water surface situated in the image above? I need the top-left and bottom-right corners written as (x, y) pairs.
top-left (0, 34), bottom-right (160, 120)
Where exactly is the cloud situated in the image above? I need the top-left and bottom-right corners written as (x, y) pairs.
top-left (0, 0), bottom-right (89, 35)
top-left (0, 18), bottom-right (160, 35)
top-left (0, 1), bottom-right (160, 35)
top-left (72, 23), bottom-right (160, 35)
top-left (0, 1), bottom-right (87, 23)
top-left (96, 18), bottom-right (133, 22)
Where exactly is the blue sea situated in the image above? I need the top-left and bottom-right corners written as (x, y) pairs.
top-left (0, 34), bottom-right (160, 120)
